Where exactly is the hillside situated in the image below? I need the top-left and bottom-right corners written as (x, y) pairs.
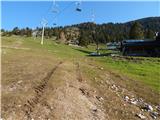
top-left (66, 16), bottom-right (160, 43)
top-left (2, 17), bottom-right (160, 46)
top-left (39, 16), bottom-right (160, 45)
top-left (125, 17), bottom-right (160, 31)
top-left (1, 36), bottom-right (160, 119)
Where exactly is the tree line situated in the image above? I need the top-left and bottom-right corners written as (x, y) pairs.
top-left (1, 17), bottom-right (160, 47)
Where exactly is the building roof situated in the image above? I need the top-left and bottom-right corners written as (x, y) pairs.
top-left (122, 39), bottom-right (160, 47)
top-left (123, 39), bottom-right (151, 43)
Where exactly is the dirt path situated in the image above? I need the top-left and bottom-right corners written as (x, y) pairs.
top-left (1, 58), bottom-right (159, 120)
top-left (22, 62), bottom-right (63, 119)
top-left (2, 61), bottom-right (107, 120)
top-left (48, 62), bottom-right (107, 120)
top-left (27, 61), bottom-right (107, 120)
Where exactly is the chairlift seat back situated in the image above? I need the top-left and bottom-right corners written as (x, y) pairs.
top-left (52, 9), bottom-right (59, 13)
top-left (76, 8), bottom-right (82, 12)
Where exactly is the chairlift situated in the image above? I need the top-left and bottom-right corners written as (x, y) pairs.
top-left (52, 18), bottom-right (57, 26)
top-left (75, 1), bottom-right (82, 12)
top-left (53, 23), bottom-right (57, 26)
top-left (76, 8), bottom-right (82, 12)
top-left (51, 1), bottom-right (59, 13)
top-left (52, 7), bottom-right (59, 13)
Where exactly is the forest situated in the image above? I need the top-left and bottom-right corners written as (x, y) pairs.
top-left (1, 17), bottom-right (160, 46)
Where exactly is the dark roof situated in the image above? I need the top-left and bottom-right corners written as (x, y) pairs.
top-left (122, 39), bottom-right (160, 47)
top-left (123, 40), bottom-right (147, 42)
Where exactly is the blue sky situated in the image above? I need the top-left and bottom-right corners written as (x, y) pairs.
top-left (1, 1), bottom-right (160, 30)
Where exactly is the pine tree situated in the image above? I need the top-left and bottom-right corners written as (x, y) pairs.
top-left (78, 30), bottom-right (89, 47)
top-left (146, 29), bottom-right (154, 39)
top-left (129, 22), bottom-right (144, 39)
top-left (12, 27), bottom-right (20, 35)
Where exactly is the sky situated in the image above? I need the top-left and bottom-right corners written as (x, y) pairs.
top-left (1, 1), bottom-right (160, 30)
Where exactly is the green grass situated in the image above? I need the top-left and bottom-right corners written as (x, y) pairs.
top-left (2, 36), bottom-right (160, 91)
top-left (93, 57), bottom-right (160, 91)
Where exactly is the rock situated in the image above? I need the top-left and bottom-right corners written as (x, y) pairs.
top-left (100, 80), bottom-right (104, 84)
top-left (17, 80), bottom-right (22, 84)
top-left (156, 105), bottom-right (160, 112)
top-left (100, 97), bottom-right (104, 101)
top-left (112, 84), bottom-right (116, 88)
top-left (138, 98), bottom-right (144, 103)
top-left (124, 96), bottom-right (129, 102)
top-left (136, 113), bottom-right (146, 119)
top-left (142, 104), bottom-right (153, 111)
top-left (100, 67), bottom-right (104, 70)
top-left (148, 105), bottom-right (153, 111)
top-left (130, 100), bottom-right (137, 105)
top-left (105, 80), bottom-right (110, 84)
top-left (79, 88), bottom-right (89, 96)
top-left (18, 105), bottom-right (21, 107)
top-left (9, 86), bottom-right (17, 91)
top-left (111, 84), bottom-right (118, 91)
top-left (116, 92), bottom-right (120, 97)
top-left (96, 96), bottom-right (104, 101)
top-left (150, 112), bottom-right (158, 119)
top-left (92, 106), bottom-right (97, 112)
top-left (130, 98), bottom-right (138, 105)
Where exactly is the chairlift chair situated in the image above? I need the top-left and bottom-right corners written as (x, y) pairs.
top-left (75, 1), bottom-right (82, 12)
top-left (76, 8), bottom-right (82, 12)
top-left (52, 17), bottom-right (57, 26)
top-left (53, 23), bottom-right (57, 26)
top-left (52, 8), bottom-right (59, 13)
top-left (51, 1), bottom-right (59, 13)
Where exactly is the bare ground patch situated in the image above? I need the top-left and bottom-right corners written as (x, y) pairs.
top-left (81, 61), bottom-right (160, 120)
top-left (22, 62), bottom-right (63, 119)
top-left (1, 47), bottom-right (159, 120)
top-left (44, 61), bottom-right (107, 120)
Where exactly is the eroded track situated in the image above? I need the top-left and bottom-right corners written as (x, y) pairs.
top-left (75, 62), bottom-right (83, 82)
top-left (2, 59), bottom-right (159, 120)
top-left (22, 62), bottom-right (63, 119)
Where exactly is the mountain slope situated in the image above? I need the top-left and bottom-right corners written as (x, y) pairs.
top-left (59, 16), bottom-right (160, 44)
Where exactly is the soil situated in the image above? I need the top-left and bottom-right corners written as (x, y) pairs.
top-left (1, 52), bottom-right (160, 120)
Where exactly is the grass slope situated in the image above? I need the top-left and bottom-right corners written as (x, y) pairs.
top-left (2, 36), bottom-right (160, 91)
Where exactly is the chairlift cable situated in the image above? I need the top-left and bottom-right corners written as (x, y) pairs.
top-left (53, 1), bottom-right (75, 20)
top-left (51, 0), bottom-right (59, 13)
top-left (41, 1), bottom-right (54, 21)
top-left (47, 1), bottom-right (75, 26)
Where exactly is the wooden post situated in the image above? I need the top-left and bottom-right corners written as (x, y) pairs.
top-left (41, 25), bottom-right (45, 45)
top-left (40, 19), bottom-right (47, 45)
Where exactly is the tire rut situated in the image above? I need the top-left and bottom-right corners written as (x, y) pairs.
top-left (22, 61), bottom-right (63, 119)
top-left (75, 62), bottom-right (83, 82)
top-left (75, 62), bottom-right (106, 120)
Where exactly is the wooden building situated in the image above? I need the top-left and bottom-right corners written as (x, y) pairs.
top-left (121, 33), bottom-right (160, 57)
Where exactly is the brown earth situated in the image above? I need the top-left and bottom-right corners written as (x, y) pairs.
top-left (1, 49), bottom-right (160, 120)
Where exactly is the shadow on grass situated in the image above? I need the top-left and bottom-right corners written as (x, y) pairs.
top-left (87, 53), bottom-right (112, 57)
top-left (73, 48), bottom-right (112, 57)
top-left (72, 48), bottom-right (92, 54)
